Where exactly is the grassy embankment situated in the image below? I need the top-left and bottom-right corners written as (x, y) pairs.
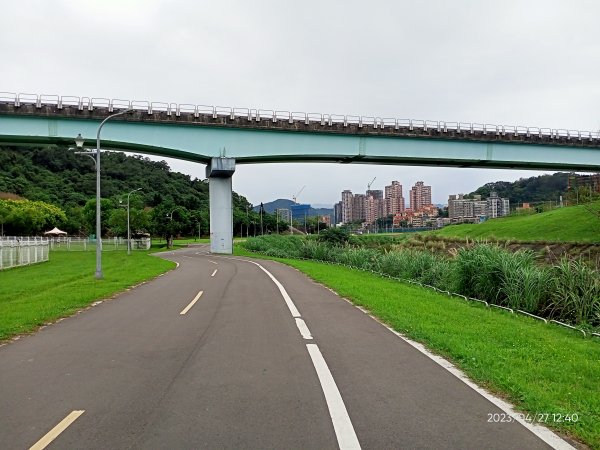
top-left (0, 251), bottom-right (175, 341)
top-left (235, 246), bottom-right (600, 448)
top-left (431, 201), bottom-right (600, 242)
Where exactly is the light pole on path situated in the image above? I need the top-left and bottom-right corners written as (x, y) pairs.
top-left (74, 108), bottom-right (133, 279)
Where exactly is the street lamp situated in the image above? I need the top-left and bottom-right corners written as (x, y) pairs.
top-left (166, 210), bottom-right (175, 248)
top-left (126, 188), bottom-right (142, 255)
top-left (74, 108), bottom-right (133, 279)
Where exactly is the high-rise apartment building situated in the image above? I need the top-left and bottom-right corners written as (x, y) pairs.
top-left (385, 181), bottom-right (405, 215)
top-left (334, 201), bottom-right (342, 225)
top-left (366, 189), bottom-right (385, 222)
top-left (448, 192), bottom-right (509, 222)
top-left (487, 191), bottom-right (510, 218)
top-left (341, 190), bottom-right (353, 224)
top-left (409, 181), bottom-right (432, 211)
top-left (352, 194), bottom-right (366, 222)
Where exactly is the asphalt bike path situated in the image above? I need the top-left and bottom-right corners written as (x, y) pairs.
top-left (0, 245), bottom-right (571, 449)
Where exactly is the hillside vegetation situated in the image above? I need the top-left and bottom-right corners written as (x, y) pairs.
top-left (0, 146), bottom-right (272, 237)
top-left (433, 202), bottom-right (600, 243)
top-left (467, 172), bottom-right (570, 205)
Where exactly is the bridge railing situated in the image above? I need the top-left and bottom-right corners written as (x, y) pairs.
top-left (1, 92), bottom-right (599, 143)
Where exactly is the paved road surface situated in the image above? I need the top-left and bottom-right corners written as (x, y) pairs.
top-left (0, 246), bottom-right (568, 449)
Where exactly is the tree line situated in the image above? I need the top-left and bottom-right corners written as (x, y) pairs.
top-left (0, 146), bottom-right (288, 238)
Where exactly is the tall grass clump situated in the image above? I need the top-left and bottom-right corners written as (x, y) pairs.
top-left (300, 240), bottom-right (335, 261)
top-left (244, 235), bottom-right (303, 258)
top-left (498, 252), bottom-right (550, 312)
top-left (454, 244), bottom-right (550, 312)
top-left (331, 247), bottom-right (381, 270)
top-left (375, 249), bottom-right (450, 288)
top-left (547, 258), bottom-right (600, 327)
top-left (453, 244), bottom-right (506, 302)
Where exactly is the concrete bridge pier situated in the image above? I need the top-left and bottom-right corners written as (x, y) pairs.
top-left (206, 157), bottom-right (236, 254)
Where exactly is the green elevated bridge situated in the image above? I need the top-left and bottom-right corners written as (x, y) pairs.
top-left (1, 92), bottom-right (599, 253)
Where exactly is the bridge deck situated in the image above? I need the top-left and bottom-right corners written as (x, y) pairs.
top-left (1, 99), bottom-right (599, 171)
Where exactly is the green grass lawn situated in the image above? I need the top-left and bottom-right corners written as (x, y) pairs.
top-left (152, 237), bottom-right (210, 248)
top-left (235, 247), bottom-right (600, 448)
top-left (432, 201), bottom-right (600, 242)
top-left (0, 251), bottom-right (175, 341)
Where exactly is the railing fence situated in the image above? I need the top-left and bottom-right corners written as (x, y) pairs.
top-left (47, 237), bottom-right (151, 252)
top-left (0, 237), bottom-right (152, 270)
top-left (0, 237), bottom-right (49, 270)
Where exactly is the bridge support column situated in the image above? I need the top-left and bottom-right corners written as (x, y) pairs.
top-left (206, 157), bottom-right (236, 254)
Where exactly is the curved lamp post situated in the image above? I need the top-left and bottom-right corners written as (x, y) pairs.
top-left (74, 108), bottom-right (133, 279)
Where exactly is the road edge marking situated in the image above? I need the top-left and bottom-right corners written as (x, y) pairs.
top-left (337, 297), bottom-right (576, 450)
top-left (29, 410), bottom-right (85, 450)
top-left (180, 291), bottom-right (203, 315)
top-left (255, 264), bottom-right (301, 317)
top-left (306, 344), bottom-right (361, 450)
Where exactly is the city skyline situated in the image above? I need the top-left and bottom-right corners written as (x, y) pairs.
top-left (335, 180), bottom-right (436, 225)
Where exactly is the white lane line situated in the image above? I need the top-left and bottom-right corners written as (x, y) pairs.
top-left (207, 255), bottom-right (361, 448)
top-left (211, 269), bottom-right (218, 277)
top-left (306, 344), bottom-right (361, 450)
top-left (295, 318), bottom-right (313, 340)
top-left (29, 410), bottom-right (85, 450)
top-left (208, 260), bottom-right (218, 265)
top-left (254, 264), bottom-right (301, 318)
top-left (180, 291), bottom-right (203, 315)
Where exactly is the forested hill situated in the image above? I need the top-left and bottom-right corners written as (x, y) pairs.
top-left (0, 146), bottom-right (214, 209)
top-left (0, 145), bottom-right (251, 235)
top-left (468, 172), bottom-right (571, 205)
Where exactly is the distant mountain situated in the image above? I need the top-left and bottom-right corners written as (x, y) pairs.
top-left (253, 198), bottom-right (333, 217)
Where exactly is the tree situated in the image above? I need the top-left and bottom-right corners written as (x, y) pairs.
top-left (0, 201), bottom-right (8, 236)
top-left (151, 204), bottom-right (191, 248)
top-left (82, 198), bottom-right (115, 238)
top-left (0, 199), bottom-right (66, 235)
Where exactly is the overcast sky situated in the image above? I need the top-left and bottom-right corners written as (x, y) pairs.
top-left (2, 0), bottom-right (599, 206)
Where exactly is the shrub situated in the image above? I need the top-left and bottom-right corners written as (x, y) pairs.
top-left (317, 228), bottom-right (350, 246)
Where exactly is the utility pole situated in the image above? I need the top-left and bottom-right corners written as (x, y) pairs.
top-left (246, 205), bottom-right (249, 238)
top-left (260, 203), bottom-right (264, 235)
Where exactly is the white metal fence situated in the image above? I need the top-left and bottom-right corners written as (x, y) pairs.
top-left (48, 237), bottom-right (151, 251)
top-left (0, 237), bottom-right (49, 270)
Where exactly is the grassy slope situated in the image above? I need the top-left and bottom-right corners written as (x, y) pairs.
top-left (432, 201), bottom-right (600, 242)
top-left (0, 251), bottom-right (175, 340)
top-left (235, 247), bottom-right (600, 448)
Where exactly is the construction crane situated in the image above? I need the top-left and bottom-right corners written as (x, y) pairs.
top-left (292, 185), bottom-right (305, 204)
top-left (367, 177), bottom-right (376, 191)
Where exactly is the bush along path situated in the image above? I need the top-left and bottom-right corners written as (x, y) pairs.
top-left (243, 235), bottom-right (600, 338)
